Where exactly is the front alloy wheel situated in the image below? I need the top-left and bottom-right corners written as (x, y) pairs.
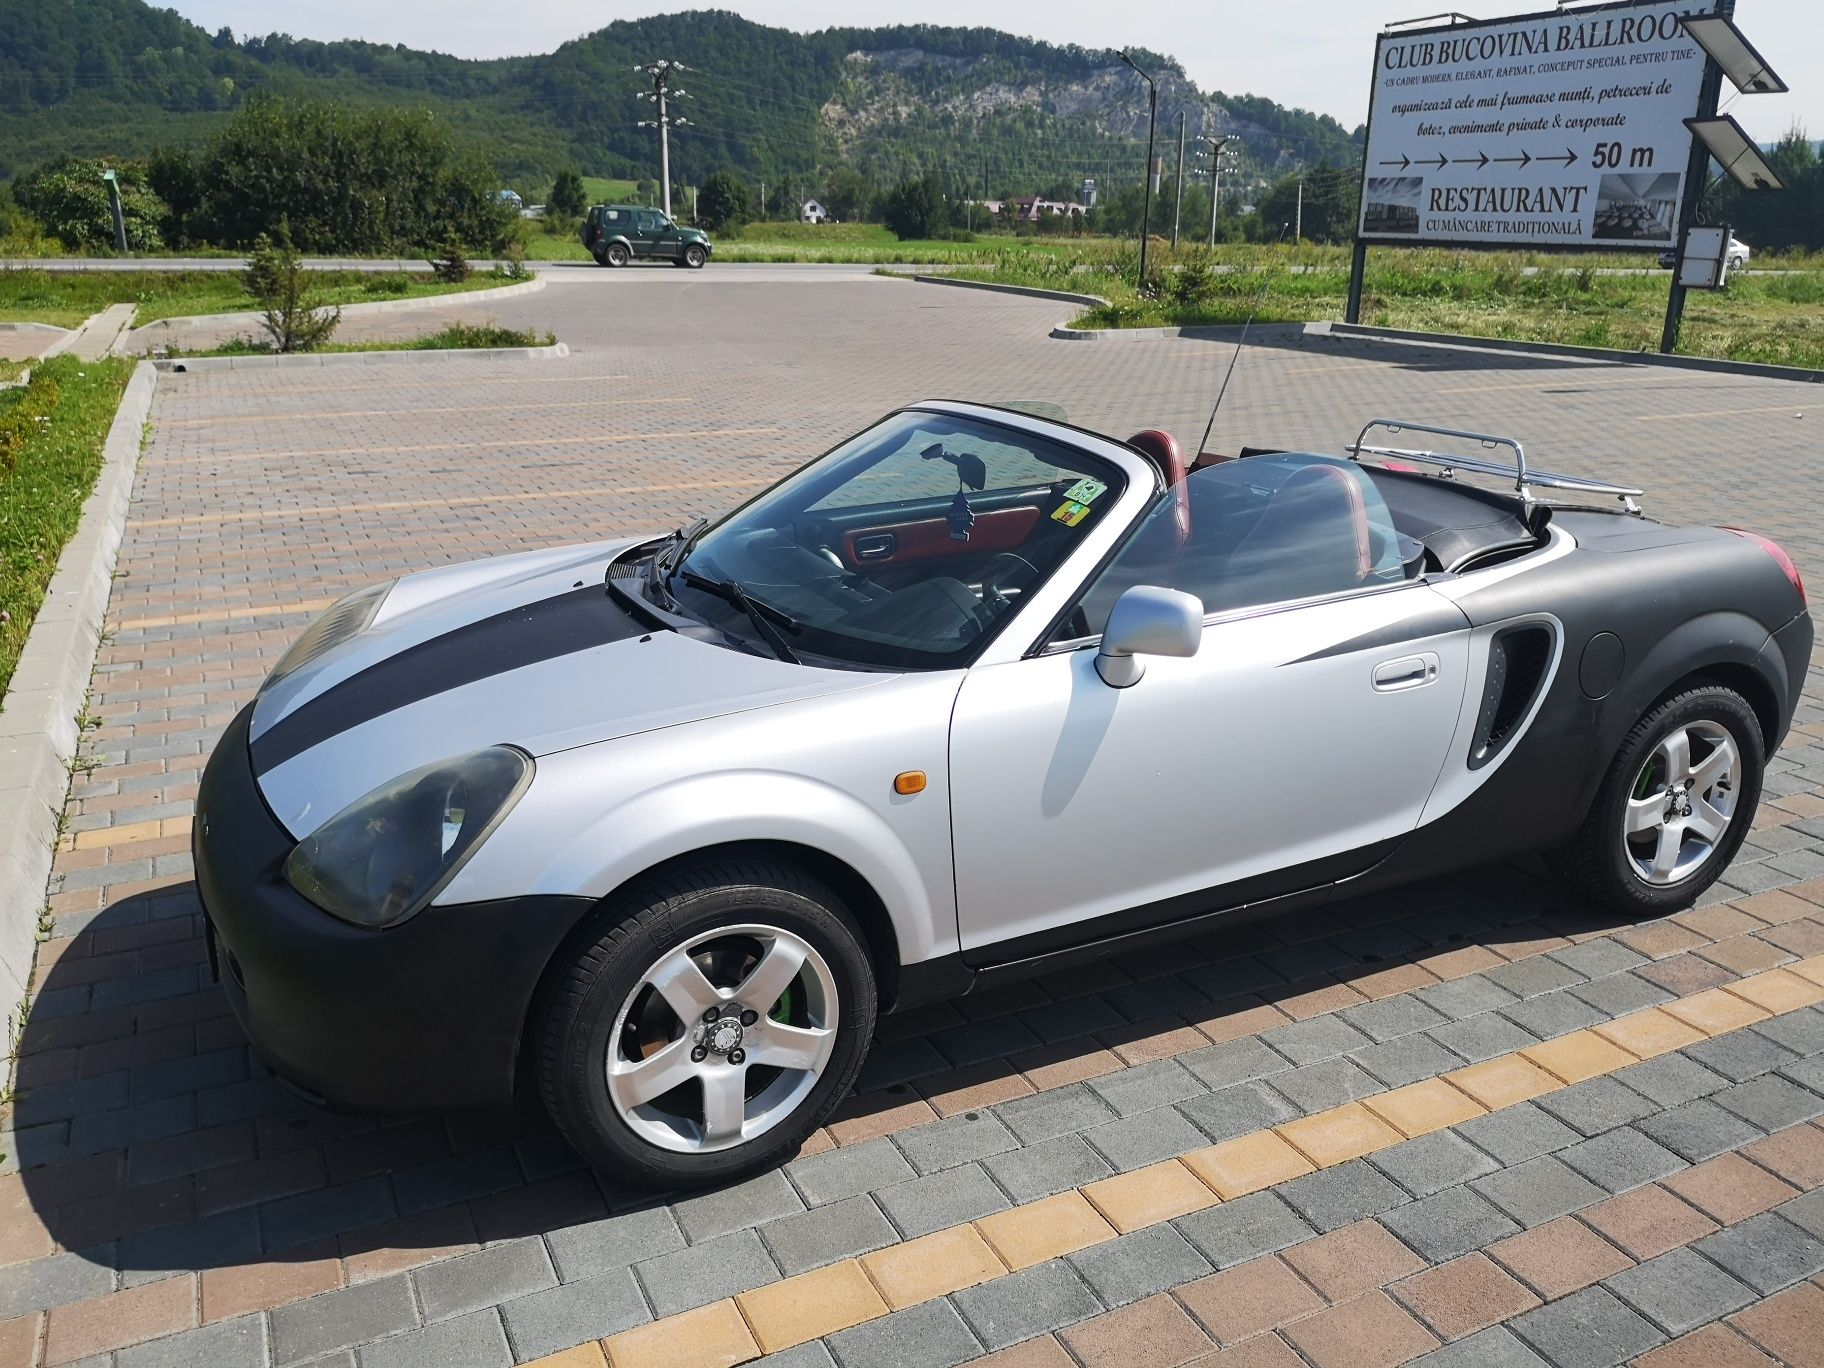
top-left (683, 244), bottom-right (708, 269)
top-left (537, 859), bottom-right (875, 1186)
top-left (609, 925), bottom-right (838, 1153)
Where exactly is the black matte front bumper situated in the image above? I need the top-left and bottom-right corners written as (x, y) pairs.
top-left (194, 703), bottom-right (593, 1112)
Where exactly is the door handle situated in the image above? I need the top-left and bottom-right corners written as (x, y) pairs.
top-left (1373, 653), bottom-right (1439, 691)
top-left (853, 533), bottom-right (896, 561)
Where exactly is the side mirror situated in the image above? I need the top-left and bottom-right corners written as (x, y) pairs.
top-left (1096, 585), bottom-right (1203, 688)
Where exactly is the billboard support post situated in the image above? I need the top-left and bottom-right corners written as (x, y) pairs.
top-left (1346, 240), bottom-right (1368, 324)
top-left (1660, 0), bottom-right (1732, 356)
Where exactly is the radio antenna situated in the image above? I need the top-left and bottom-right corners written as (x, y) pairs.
top-left (1196, 224), bottom-right (1291, 461)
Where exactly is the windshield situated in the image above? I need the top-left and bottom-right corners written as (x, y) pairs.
top-left (662, 410), bottom-right (1126, 669)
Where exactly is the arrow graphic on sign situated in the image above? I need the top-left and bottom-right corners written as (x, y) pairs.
top-left (1451, 152), bottom-right (1491, 168)
top-left (1416, 154), bottom-right (1449, 170)
top-left (1536, 148), bottom-right (1580, 167)
top-left (1493, 151), bottom-right (1534, 168)
top-left (1378, 156), bottom-right (1414, 171)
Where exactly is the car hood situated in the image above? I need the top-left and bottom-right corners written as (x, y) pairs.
top-left (249, 537), bottom-right (883, 838)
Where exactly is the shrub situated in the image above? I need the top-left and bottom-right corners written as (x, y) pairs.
top-left (697, 171), bottom-right (752, 232)
top-left (13, 157), bottom-right (165, 253)
top-left (409, 322), bottom-right (554, 349)
top-left (428, 232), bottom-right (473, 284)
top-left (494, 241), bottom-right (532, 281)
top-left (242, 230), bottom-right (340, 353)
top-left (880, 174), bottom-right (947, 241)
top-left (361, 273), bottom-right (412, 297)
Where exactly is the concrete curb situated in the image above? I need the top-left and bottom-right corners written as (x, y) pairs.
top-left (150, 340), bottom-right (569, 373)
top-left (907, 274), bottom-right (1109, 312)
top-left (121, 275), bottom-right (548, 354)
top-left (1317, 321), bottom-right (1824, 384)
top-left (0, 361), bottom-right (158, 1047)
top-left (1049, 321), bottom-right (1309, 344)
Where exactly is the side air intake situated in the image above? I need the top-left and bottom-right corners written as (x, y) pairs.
top-left (1468, 624), bottom-right (1553, 770)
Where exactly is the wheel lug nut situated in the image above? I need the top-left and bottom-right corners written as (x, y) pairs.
top-left (690, 1046), bottom-right (707, 1063)
top-left (740, 1009), bottom-right (758, 1027)
top-left (728, 1048), bottom-right (746, 1066)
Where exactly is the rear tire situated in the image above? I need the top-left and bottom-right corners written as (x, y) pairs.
top-left (536, 859), bottom-right (876, 1188)
top-left (1546, 685), bottom-right (1762, 917)
top-left (605, 242), bottom-right (631, 268)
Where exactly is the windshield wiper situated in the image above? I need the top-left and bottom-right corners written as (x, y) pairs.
top-left (646, 515), bottom-right (707, 608)
top-left (680, 569), bottom-right (802, 664)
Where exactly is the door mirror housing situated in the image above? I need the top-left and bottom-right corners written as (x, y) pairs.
top-left (1095, 585), bottom-right (1203, 688)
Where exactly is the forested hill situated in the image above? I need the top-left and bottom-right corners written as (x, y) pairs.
top-left (0, 1), bottom-right (1363, 192)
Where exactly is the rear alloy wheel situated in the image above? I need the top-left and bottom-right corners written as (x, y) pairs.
top-left (537, 860), bottom-right (875, 1186)
top-left (682, 244), bottom-right (708, 270)
top-left (605, 242), bottom-right (631, 268)
top-left (1547, 685), bottom-right (1762, 916)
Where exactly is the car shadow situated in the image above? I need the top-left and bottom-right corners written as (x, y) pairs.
top-left (12, 862), bottom-right (1639, 1274)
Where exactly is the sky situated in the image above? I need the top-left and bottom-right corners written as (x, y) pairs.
top-left (164, 0), bottom-right (1819, 144)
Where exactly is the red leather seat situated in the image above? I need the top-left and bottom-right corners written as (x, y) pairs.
top-left (1126, 429), bottom-right (1191, 545)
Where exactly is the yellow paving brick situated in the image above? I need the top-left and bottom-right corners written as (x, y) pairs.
top-left (604, 1299), bottom-right (756, 1368)
top-left (1183, 1130), bottom-right (1314, 1199)
top-left (1724, 968), bottom-right (1824, 1015)
top-left (72, 819), bottom-right (162, 850)
top-left (1790, 955), bottom-right (1824, 988)
top-left (524, 1346), bottom-right (607, 1368)
top-left (1082, 1160), bottom-right (1218, 1233)
top-left (1276, 1103), bottom-right (1406, 1168)
top-left (1444, 1055), bottom-right (1564, 1110)
top-left (862, 1225), bottom-right (1006, 1310)
top-left (158, 816), bottom-right (193, 840)
top-left (1592, 1007), bottom-right (1707, 1060)
top-left (1522, 1030), bottom-right (1639, 1085)
top-left (1661, 987), bottom-right (1770, 1037)
top-left (975, 1191), bottom-right (1116, 1271)
top-left (1362, 1077), bottom-right (1487, 1139)
top-left (737, 1259), bottom-right (887, 1355)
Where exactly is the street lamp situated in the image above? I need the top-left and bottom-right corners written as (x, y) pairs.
top-left (1118, 51), bottom-right (1158, 287)
top-left (100, 168), bottom-right (128, 254)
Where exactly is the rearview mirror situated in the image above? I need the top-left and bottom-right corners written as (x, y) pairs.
top-left (1096, 586), bottom-right (1203, 688)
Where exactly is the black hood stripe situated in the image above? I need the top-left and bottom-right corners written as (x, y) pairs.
top-left (252, 586), bottom-right (644, 774)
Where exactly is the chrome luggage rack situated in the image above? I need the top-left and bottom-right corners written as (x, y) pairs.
top-left (1346, 419), bottom-right (1643, 516)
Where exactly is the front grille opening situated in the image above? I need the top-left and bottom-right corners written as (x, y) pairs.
top-left (1469, 625), bottom-right (1553, 770)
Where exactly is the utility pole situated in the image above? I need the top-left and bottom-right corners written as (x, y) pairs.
top-left (1195, 134), bottom-right (1233, 247)
top-left (760, 180), bottom-right (766, 218)
top-left (1119, 51), bottom-right (1158, 285)
top-left (635, 60), bottom-right (689, 218)
top-left (1171, 110), bottom-right (1186, 249)
top-left (1295, 179), bottom-right (1304, 244)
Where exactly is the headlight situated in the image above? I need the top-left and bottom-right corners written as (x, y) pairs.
top-left (283, 747), bottom-right (533, 929)
top-left (265, 580), bottom-right (395, 690)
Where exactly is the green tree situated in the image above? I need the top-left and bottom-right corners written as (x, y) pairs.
top-left (548, 169), bottom-right (587, 217)
top-left (242, 228), bottom-right (340, 352)
top-left (1256, 167), bottom-right (1358, 244)
top-left (880, 173), bottom-right (947, 240)
top-left (13, 156), bottom-right (165, 251)
top-left (697, 170), bottom-right (751, 231)
top-left (821, 166), bottom-right (869, 222)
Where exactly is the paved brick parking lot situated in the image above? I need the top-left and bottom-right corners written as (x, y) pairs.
top-left (4, 271), bottom-right (1823, 1368)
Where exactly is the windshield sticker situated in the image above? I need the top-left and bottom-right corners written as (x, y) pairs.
top-left (1063, 477), bottom-right (1108, 504)
top-left (1051, 500), bottom-right (1093, 527)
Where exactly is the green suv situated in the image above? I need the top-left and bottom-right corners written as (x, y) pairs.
top-left (581, 205), bottom-right (712, 268)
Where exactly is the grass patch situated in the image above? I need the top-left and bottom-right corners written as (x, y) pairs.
top-left (0, 356), bottom-right (134, 703)
top-left (928, 242), bottom-right (1824, 370)
top-left (172, 321), bottom-right (556, 358)
top-left (578, 176), bottom-right (640, 205)
top-left (0, 268), bottom-right (515, 329)
top-left (0, 359), bottom-right (27, 383)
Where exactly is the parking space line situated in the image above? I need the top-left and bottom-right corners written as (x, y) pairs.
top-left (157, 397), bottom-right (695, 427)
top-left (147, 427), bottom-right (784, 465)
top-left (134, 477), bottom-right (771, 527)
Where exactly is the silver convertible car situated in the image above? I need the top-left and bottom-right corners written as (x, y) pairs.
top-left (194, 402), bottom-right (1812, 1186)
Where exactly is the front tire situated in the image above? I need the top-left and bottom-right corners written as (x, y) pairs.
top-left (682, 244), bottom-right (708, 269)
top-left (1547, 685), bottom-right (1762, 917)
top-left (536, 859), bottom-right (876, 1187)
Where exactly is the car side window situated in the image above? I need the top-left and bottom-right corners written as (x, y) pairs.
top-left (1070, 453), bottom-right (1416, 638)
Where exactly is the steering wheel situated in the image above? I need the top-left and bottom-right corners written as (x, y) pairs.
top-left (978, 552), bottom-right (1040, 613)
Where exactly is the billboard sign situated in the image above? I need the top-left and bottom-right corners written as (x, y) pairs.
top-left (1358, 0), bottom-right (1718, 247)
